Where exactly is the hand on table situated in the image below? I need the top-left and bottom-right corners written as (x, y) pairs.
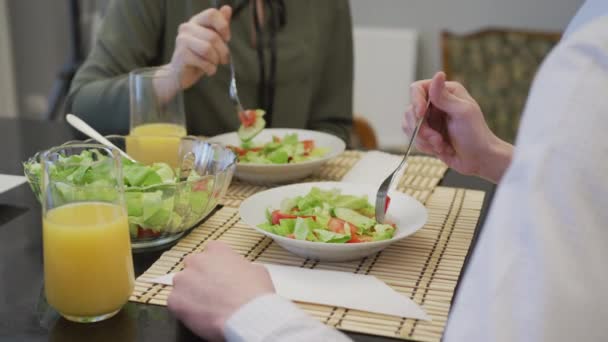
top-left (403, 71), bottom-right (513, 183)
top-left (165, 6), bottom-right (232, 90)
top-left (167, 241), bottom-right (275, 341)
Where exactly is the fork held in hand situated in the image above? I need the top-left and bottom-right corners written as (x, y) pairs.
top-left (375, 99), bottom-right (430, 223)
top-left (229, 54), bottom-right (244, 115)
top-left (212, 0), bottom-right (242, 115)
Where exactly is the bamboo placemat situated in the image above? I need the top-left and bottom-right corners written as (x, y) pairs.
top-left (130, 186), bottom-right (485, 342)
top-left (220, 151), bottom-right (448, 208)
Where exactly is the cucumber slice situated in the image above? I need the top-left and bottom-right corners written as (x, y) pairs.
top-left (334, 207), bottom-right (376, 231)
top-left (254, 109), bottom-right (265, 118)
top-left (238, 116), bottom-right (266, 142)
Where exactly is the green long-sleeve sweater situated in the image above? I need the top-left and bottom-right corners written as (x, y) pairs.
top-left (67, 0), bottom-right (353, 143)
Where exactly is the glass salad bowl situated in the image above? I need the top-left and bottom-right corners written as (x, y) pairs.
top-left (23, 135), bottom-right (236, 250)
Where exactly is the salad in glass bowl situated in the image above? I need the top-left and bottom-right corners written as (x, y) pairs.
top-left (23, 135), bottom-right (236, 250)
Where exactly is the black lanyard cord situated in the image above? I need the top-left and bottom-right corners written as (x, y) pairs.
top-left (251, 0), bottom-right (285, 126)
top-left (266, 0), bottom-right (280, 126)
top-left (251, 2), bottom-right (269, 124)
top-left (216, 0), bottom-right (286, 126)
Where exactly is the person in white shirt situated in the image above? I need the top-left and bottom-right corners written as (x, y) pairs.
top-left (167, 1), bottom-right (608, 341)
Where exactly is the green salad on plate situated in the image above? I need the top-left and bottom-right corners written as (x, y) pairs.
top-left (231, 133), bottom-right (329, 164)
top-left (258, 187), bottom-right (395, 243)
top-left (232, 109), bottom-right (329, 164)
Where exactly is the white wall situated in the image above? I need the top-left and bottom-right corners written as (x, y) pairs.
top-left (8, 0), bottom-right (69, 119)
top-left (350, 0), bottom-right (585, 78)
top-left (0, 0), bottom-right (17, 118)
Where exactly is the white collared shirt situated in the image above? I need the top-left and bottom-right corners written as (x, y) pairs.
top-left (564, 0), bottom-right (608, 38)
top-left (224, 7), bottom-right (608, 342)
top-left (444, 12), bottom-right (608, 342)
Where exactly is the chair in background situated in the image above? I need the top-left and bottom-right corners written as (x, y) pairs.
top-left (351, 116), bottom-right (378, 150)
top-left (442, 28), bottom-right (561, 143)
top-left (353, 27), bottom-right (417, 152)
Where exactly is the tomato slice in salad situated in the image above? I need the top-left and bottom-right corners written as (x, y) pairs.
top-left (137, 227), bottom-right (162, 239)
top-left (302, 139), bottom-right (315, 152)
top-left (238, 110), bottom-right (258, 127)
top-left (270, 210), bottom-right (316, 225)
top-left (230, 146), bottom-right (262, 156)
top-left (193, 179), bottom-right (208, 192)
top-left (328, 217), bottom-right (357, 236)
top-left (348, 234), bottom-right (374, 243)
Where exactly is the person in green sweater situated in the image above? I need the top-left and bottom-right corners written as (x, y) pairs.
top-left (66, 0), bottom-right (353, 143)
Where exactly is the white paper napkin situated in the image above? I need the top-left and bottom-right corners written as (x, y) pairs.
top-left (342, 151), bottom-right (406, 190)
top-left (0, 174), bottom-right (26, 194)
top-left (146, 264), bottom-right (430, 321)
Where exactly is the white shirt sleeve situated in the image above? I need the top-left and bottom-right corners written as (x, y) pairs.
top-left (224, 294), bottom-right (352, 342)
top-left (564, 0), bottom-right (608, 38)
top-left (444, 15), bottom-right (608, 342)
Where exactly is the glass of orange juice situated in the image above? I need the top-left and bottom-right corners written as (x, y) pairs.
top-left (128, 67), bottom-right (187, 167)
top-left (41, 144), bottom-right (134, 323)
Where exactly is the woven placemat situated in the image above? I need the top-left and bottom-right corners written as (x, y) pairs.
top-left (220, 151), bottom-right (448, 208)
top-left (130, 186), bottom-right (484, 342)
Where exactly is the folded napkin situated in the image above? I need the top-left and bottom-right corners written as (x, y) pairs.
top-left (342, 151), bottom-right (406, 189)
top-left (0, 174), bottom-right (26, 195)
top-left (147, 264), bottom-right (430, 320)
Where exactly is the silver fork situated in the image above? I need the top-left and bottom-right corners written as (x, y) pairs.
top-left (375, 99), bottom-right (431, 223)
top-left (229, 53), bottom-right (244, 114)
top-left (210, 0), bottom-right (242, 114)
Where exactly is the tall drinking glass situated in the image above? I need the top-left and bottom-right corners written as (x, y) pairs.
top-left (41, 144), bottom-right (134, 323)
top-left (128, 67), bottom-right (187, 167)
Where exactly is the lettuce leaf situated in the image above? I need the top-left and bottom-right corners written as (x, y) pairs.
top-left (294, 217), bottom-right (320, 241)
top-left (280, 196), bottom-right (299, 213)
top-left (125, 192), bottom-right (144, 217)
top-left (373, 224), bottom-right (396, 241)
top-left (294, 217), bottom-right (309, 240)
top-left (314, 229), bottom-right (350, 243)
top-left (124, 164), bottom-right (159, 187)
top-left (257, 222), bottom-right (276, 233)
top-left (142, 191), bottom-right (163, 222)
top-left (283, 133), bottom-right (299, 146)
top-left (333, 195), bottom-right (370, 210)
top-left (152, 163), bottom-right (176, 183)
top-left (274, 218), bottom-right (296, 236)
top-left (268, 149), bottom-right (289, 164)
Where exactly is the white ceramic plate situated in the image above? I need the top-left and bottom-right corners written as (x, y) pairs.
top-left (208, 129), bottom-right (346, 184)
top-left (239, 182), bottom-right (428, 262)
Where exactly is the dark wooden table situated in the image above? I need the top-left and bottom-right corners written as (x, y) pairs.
top-left (0, 118), bottom-right (495, 342)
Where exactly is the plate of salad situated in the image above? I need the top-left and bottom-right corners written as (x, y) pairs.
top-left (239, 182), bottom-right (427, 261)
top-left (208, 109), bottom-right (345, 183)
top-left (23, 136), bottom-right (236, 250)
top-left (209, 124), bottom-right (345, 184)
